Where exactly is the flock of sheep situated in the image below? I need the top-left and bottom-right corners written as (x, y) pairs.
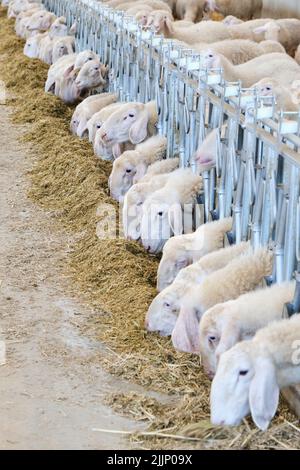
top-left (3, 0), bottom-right (300, 434)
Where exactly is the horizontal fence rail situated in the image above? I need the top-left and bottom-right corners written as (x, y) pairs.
top-left (43, 0), bottom-right (300, 312)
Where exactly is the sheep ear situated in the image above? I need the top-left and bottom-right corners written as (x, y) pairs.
top-left (249, 357), bottom-right (279, 431)
top-left (129, 110), bottom-right (149, 145)
top-left (165, 16), bottom-right (174, 34)
top-left (253, 25), bottom-right (267, 34)
top-left (168, 203), bottom-right (183, 236)
top-left (132, 162), bottom-right (147, 183)
top-left (112, 143), bottom-right (122, 159)
top-left (215, 319), bottom-right (240, 363)
top-left (69, 22), bottom-right (77, 34)
top-left (171, 307), bottom-right (200, 353)
top-left (63, 64), bottom-right (75, 78)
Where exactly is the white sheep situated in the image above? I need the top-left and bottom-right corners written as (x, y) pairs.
top-left (38, 32), bottom-right (73, 65)
top-left (200, 281), bottom-right (296, 378)
top-left (253, 19), bottom-right (300, 56)
top-left (23, 31), bottom-right (47, 58)
top-left (54, 59), bottom-right (107, 105)
top-left (157, 217), bottom-right (233, 292)
top-left (109, 135), bottom-right (167, 202)
top-left (24, 9), bottom-right (56, 35)
top-left (251, 77), bottom-right (300, 114)
top-left (228, 19), bottom-right (273, 41)
top-left (15, 5), bottom-right (43, 37)
top-left (140, 168), bottom-right (203, 254)
top-left (171, 247), bottom-right (273, 354)
top-left (145, 241), bottom-right (250, 336)
top-left (145, 11), bottom-right (230, 44)
top-left (51, 36), bottom-right (75, 64)
top-left (87, 102), bottom-right (121, 144)
top-left (122, 158), bottom-right (180, 240)
top-left (193, 39), bottom-right (285, 65)
top-left (98, 100), bottom-right (158, 147)
top-left (200, 49), bottom-right (300, 87)
top-left (210, 314), bottom-right (300, 430)
top-left (70, 93), bottom-right (118, 138)
top-left (92, 104), bottom-right (136, 160)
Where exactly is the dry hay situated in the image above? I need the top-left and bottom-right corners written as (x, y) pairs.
top-left (0, 6), bottom-right (299, 449)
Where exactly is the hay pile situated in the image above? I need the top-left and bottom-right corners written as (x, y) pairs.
top-left (0, 7), bottom-right (299, 449)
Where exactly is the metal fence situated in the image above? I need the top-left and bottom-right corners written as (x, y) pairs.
top-left (43, 0), bottom-right (300, 312)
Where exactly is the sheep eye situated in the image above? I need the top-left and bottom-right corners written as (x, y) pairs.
top-left (129, 113), bottom-right (135, 118)
top-left (158, 211), bottom-right (163, 216)
top-left (208, 54), bottom-right (213, 58)
top-left (208, 336), bottom-right (216, 343)
top-left (163, 302), bottom-right (171, 308)
top-left (137, 201), bottom-right (143, 206)
top-left (126, 169), bottom-right (132, 173)
top-left (239, 370), bottom-right (248, 376)
top-left (266, 87), bottom-right (271, 91)
top-left (96, 124), bottom-right (101, 129)
top-left (88, 57), bottom-right (93, 60)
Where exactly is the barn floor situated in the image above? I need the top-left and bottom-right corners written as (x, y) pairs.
top-left (1, 8), bottom-right (300, 450)
top-left (0, 104), bottom-right (147, 450)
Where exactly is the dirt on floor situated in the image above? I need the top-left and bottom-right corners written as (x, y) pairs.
top-left (0, 104), bottom-right (153, 450)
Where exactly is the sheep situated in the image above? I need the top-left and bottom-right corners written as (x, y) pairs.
top-left (157, 217), bottom-right (233, 292)
top-left (23, 31), bottom-right (47, 58)
top-left (210, 314), bottom-right (300, 431)
top-left (145, 11), bottom-right (230, 44)
top-left (122, 158), bottom-right (180, 240)
top-left (15, 5), bottom-right (43, 37)
top-left (204, 0), bottom-right (262, 21)
top-left (145, 241), bottom-right (250, 336)
top-left (171, 247), bottom-right (273, 354)
top-left (92, 104), bottom-right (136, 160)
top-left (227, 19), bottom-right (273, 41)
top-left (109, 135), bottom-right (167, 202)
top-left (87, 102), bottom-right (121, 144)
top-left (200, 49), bottom-right (300, 87)
top-left (70, 93), bottom-right (118, 138)
top-left (54, 59), bottom-right (107, 105)
top-left (253, 19), bottom-right (300, 57)
top-left (45, 50), bottom-right (98, 93)
top-left (51, 36), bottom-right (75, 64)
top-left (25, 9), bottom-right (56, 35)
top-left (140, 168), bottom-right (203, 254)
top-left (193, 39), bottom-right (285, 66)
top-left (123, 173), bottom-right (172, 241)
top-left (251, 78), bottom-right (300, 113)
top-left (199, 281), bottom-right (296, 378)
top-left (38, 33), bottom-right (73, 65)
top-left (8, 0), bottom-right (41, 18)
top-left (98, 100), bottom-right (158, 147)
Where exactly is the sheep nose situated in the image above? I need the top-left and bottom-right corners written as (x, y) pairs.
top-left (100, 131), bottom-right (107, 142)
